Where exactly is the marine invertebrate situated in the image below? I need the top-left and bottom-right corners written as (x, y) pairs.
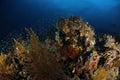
top-left (25, 29), bottom-right (66, 80)
top-left (54, 16), bottom-right (120, 79)
top-left (107, 67), bottom-right (119, 80)
top-left (62, 45), bottom-right (79, 60)
top-left (0, 54), bottom-right (14, 80)
top-left (104, 35), bottom-right (116, 48)
top-left (112, 58), bottom-right (120, 67)
top-left (0, 16), bottom-right (120, 80)
top-left (91, 68), bottom-right (107, 80)
top-left (87, 50), bottom-right (100, 72)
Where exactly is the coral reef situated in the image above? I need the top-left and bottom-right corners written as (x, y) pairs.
top-left (0, 29), bottom-right (66, 80)
top-left (52, 16), bottom-right (120, 80)
top-left (0, 16), bottom-right (120, 80)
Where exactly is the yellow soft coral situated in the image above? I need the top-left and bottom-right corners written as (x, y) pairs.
top-left (0, 54), bottom-right (14, 79)
top-left (0, 54), bottom-right (6, 65)
top-left (0, 54), bottom-right (8, 73)
top-left (91, 68), bottom-right (107, 80)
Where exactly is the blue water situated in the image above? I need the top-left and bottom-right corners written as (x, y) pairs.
top-left (0, 0), bottom-right (120, 40)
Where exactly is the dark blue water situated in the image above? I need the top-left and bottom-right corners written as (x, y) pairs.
top-left (0, 0), bottom-right (120, 40)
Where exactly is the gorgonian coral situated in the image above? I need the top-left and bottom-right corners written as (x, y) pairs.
top-left (14, 29), bottom-right (66, 80)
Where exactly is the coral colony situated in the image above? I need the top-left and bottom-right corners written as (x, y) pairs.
top-left (0, 16), bottom-right (120, 80)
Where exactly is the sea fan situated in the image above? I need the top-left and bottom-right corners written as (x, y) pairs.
top-left (25, 29), bottom-right (66, 80)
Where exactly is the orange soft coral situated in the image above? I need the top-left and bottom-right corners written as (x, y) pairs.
top-left (62, 45), bottom-right (79, 60)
